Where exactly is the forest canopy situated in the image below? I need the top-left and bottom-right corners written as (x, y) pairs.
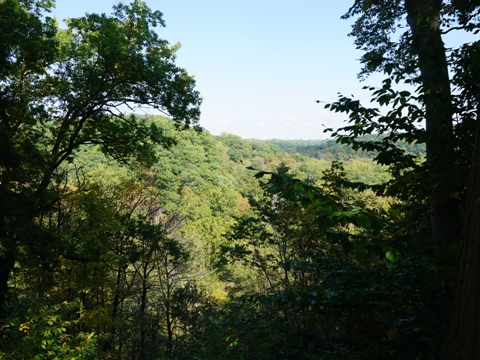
top-left (1, 0), bottom-right (480, 359)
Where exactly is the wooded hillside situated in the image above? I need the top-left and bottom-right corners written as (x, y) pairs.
top-left (2, 0), bottom-right (480, 359)
top-left (0, 114), bottom-right (426, 359)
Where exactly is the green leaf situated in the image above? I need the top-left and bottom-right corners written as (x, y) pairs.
top-left (356, 213), bottom-right (371, 230)
top-left (386, 250), bottom-right (397, 262)
top-left (300, 198), bottom-right (311, 208)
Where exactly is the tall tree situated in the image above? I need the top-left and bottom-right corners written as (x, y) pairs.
top-left (444, 43), bottom-right (480, 358)
top-left (0, 0), bottom-right (201, 312)
top-left (326, 0), bottom-right (480, 355)
top-left (334, 0), bottom-right (463, 252)
top-left (404, 0), bottom-right (460, 253)
top-left (445, 106), bottom-right (480, 359)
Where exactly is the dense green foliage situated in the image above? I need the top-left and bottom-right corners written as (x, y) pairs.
top-left (2, 0), bottom-right (480, 359)
top-left (256, 136), bottom-right (425, 161)
top-left (0, 109), bottom-right (396, 358)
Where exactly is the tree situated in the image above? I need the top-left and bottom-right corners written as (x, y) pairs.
top-left (330, 0), bottom-right (463, 252)
top-left (444, 51), bottom-right (480, 357)
top-left (0, 0), bottom-right (201, 312)
top-left (326, 0), bottom-right (480, 356)
top-left (217, 162), bottom-right (440, 358)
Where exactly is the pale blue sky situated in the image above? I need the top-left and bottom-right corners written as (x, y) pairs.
top-left (53, 1), bottom-right (380, 140)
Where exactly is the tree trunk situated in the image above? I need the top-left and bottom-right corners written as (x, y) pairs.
top-left (139, 271), bottom-right (148, 360)
top-left (0, 175), bottom-right (18, 312)
top-left (443, 105), bottom-right (480, 359)
top-left (405, 0), bottom-right (461, 255)
top-left (0, 249), bottom-right (14, 313)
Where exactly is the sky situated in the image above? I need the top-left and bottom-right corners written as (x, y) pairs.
top-left (52, 1), bottom-right (379, 140)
